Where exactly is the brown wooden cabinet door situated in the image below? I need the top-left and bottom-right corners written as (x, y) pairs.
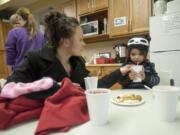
top-left (0, 20), bottom-right (12, 78)
top-left (109, 0), bottom-right (130, 36)
top-left (130, 0), bottom-right (152, 33)
top-left (0, 51), bottom-right (9, 78)
top-left (86, 66), bottom-right (102, 76)
top-left (62, 0), bottom-right (76, 18)
top-left (93, 0), bottom-right (108, 11)
top-left (77, 0), bottom-right (91, 15)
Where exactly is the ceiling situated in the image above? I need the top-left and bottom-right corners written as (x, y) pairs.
top-left (0, 0), bottom-right (39, 11)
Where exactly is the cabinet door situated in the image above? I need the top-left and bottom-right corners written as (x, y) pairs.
top-left (86, 66), bottom-right (102, 76)
top-left (77, 0), bottom-right (91, 15)
top-left (0, 21), bottom-right (12, 50)
top-left (130, 0), bottom-right (152, 33)
top-left (0, 51), bottom-right (9, 78)
top-left (0, 21), bottom-right (12, 78)
top-left (61, 0), bottom-right (76, 18)
top-left (92, 0), bottom-right (108, 11)
top-left (109, 0), bottom-right (130, 36)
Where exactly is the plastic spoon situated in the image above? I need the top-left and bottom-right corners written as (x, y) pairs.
top-left (144, 85), bottom-right (152, 90)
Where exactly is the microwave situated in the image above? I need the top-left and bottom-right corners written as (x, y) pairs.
top-left (81, 20), bottom-right (99, 36)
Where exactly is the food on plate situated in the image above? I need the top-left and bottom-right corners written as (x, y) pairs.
top-left (114, 93), bottom-right (142, 103)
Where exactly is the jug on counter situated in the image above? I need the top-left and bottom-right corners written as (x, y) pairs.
top-left (113, 43), bottom-right (127, 63)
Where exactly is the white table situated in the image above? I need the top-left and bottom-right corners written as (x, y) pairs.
top-left (0, 90), bottom-right (180, 135)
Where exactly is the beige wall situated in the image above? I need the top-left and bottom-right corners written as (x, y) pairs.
top-left (26, 0), bottom-right (69, 12)
top-left (82, 38), bottom-right (129, 62)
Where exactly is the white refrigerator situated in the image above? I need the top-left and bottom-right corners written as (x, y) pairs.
top-left (150, 11), bottom-right (180, 87)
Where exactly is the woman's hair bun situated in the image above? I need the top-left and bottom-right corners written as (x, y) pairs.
top-left (44, 11), bottom-right (66, 26)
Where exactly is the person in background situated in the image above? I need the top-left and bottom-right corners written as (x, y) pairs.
top-left (4, 10), bottom-right (134, 99)
top-left (5, 7), bottom-right (45, 73)
top-left (9, 14), bottom-right (21, 27)
top-left (116, 36), bottom-right (160, 89)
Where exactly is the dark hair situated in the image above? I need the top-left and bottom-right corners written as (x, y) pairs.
top-left (144, 34), bottom-right (151, 43)
top-left (44, 11), bottom-right (80, 50)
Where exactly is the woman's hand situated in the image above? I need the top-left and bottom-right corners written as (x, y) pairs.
top-left (58, 82), bottom-right (80, 87)
top-left (120, 65), bottom-right (133, 75)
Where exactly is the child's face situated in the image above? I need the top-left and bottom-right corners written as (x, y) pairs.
top-left (130, 48), bottom-right (145, 64)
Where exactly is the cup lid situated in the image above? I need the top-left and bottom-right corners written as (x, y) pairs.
top-left (85, 88), bottom-right (111, 95)
top-left (152, 85), bottom-right (180, 93)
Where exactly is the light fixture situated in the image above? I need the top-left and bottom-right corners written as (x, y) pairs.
top-left (0, 0), bottom-right (11, 5)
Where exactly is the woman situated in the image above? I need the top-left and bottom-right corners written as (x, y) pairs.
top-left (5, 11), bottom-right (125, 99)
top-left (5, 7), bottom-right (45, 73)
top-left (9, 13), bottom-right (21, 28)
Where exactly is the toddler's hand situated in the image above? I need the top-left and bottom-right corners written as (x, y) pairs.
top-left (129, 70), bottom-right (138, 80)
top-left (139, 67), bottom-right (145, 80)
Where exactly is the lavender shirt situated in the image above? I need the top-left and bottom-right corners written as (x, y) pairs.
top-left (5, 27), bottom-right (44, 71)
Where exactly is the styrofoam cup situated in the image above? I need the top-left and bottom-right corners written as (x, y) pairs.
top-left (84, 77), bottom-right (98, 90)
top-left (85, 88), bottom-right (111, 126)
top-left (153, 85), bottom-right (180, 122)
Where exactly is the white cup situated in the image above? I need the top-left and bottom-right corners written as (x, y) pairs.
top-left (132, 65), bottom-right (143, 82)
top-left (84, 77), bottom-right (98, 90)
top-left (85, 88), bottom-right (111, 126)
top-left (0, 79), bottom-right (7, 89)
top-left (152, 85), bottom-right (180, 122)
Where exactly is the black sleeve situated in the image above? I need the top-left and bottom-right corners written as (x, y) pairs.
top-left (142, 63), bottom-right (160, 88)
top-left (98, 69), bottom-right (124, 88)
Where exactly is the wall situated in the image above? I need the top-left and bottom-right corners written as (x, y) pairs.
top-left (82, 38), bottom-right (129, 62)
top-left (26, 0), bottom-right (69, 28)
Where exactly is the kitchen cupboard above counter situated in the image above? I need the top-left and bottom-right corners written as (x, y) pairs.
top-left (75, 0), bottom-right (152, 43)
top-left (77, 0), bottom-right (108, 15)
top-left (108, 0), bottom-right (152, 37)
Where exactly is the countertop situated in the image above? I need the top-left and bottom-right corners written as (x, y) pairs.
top-left (86, 63), bottom-right (122, 67)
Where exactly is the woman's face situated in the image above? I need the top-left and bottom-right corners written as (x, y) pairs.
top-left (67, 26), bottom-right (86, 56)
top-left (130, 48), bottom-right (145, 64)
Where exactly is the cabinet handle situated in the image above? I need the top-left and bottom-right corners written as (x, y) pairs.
top-left (88, 2), bottom-right (90, 9)
top-left (130, 19), bottom-right (132, 31)
top-left (127, 19), bottom-right (130, 32)
top-left (92, 0), bottom-right (95, 8)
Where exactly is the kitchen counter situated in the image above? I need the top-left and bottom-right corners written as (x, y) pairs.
top-left (86, 63), bottom-right (122, 67)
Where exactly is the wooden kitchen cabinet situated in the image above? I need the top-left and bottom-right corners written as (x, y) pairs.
top-left (86, 64), bottom-right (122, 90)
top-left (0, 20), bottom-right (12, 78)
top-left (60, 0), bottom-right (76, 18)
top-left (93, 0), bottom-right (108, 12)
top-left (109, 0), bottom-right (130, 36)
top-left (130, 0), bottom-right (152, 33)
top-left (77, 0), bottom-right (90, 15)
top-left (77, 0), bottom-right (108, 15)
top-left (109, 0), bottom-right (152, 37)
